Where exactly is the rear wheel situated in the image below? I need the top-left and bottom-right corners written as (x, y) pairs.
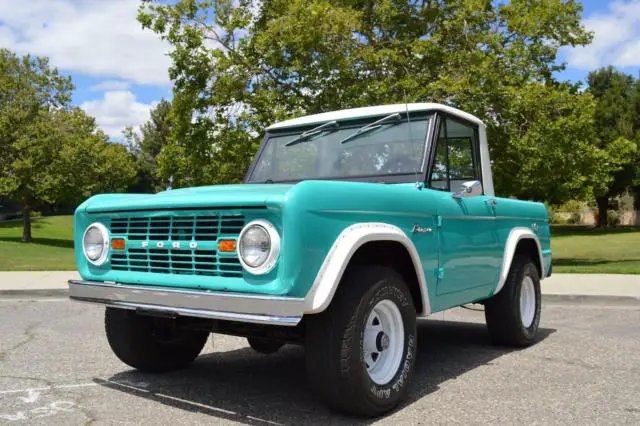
top-left (485, 255), bottom-right (541, 347)
top-left (105, 308), bottom-right (209, 373)
top-left (305, 266), bottom-right (417, 417)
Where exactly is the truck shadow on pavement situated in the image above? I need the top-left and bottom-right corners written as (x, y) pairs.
top-left (97, 319), bottom-right (555, 425)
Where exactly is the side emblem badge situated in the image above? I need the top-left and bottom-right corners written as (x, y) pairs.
top-left (412, 224), bottom-right (433, 234)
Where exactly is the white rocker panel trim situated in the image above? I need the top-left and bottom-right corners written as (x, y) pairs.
top-left (494, 227), bottom-right (546, 295)
top-left (303, 222), bottom-right (431, 316)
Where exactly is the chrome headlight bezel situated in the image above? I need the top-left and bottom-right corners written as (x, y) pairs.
top-left (82, 222), bottom-right (110, 266)
top-left (237, 219), bottom-right (280, 275)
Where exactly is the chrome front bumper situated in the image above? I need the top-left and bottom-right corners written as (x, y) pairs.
top-left (68, 280), bottom-right (304, 326)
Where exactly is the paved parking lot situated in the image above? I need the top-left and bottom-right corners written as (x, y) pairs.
top-left (0, 296), bottom-right (639, 425)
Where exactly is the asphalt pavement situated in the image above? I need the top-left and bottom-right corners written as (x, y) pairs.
top-left (0, 296), bottom-right (638, 425)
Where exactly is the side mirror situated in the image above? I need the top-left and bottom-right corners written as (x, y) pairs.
top-left (453, 180), bottom-right (483, 199)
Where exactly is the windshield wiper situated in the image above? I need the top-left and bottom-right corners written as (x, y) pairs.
top-left (339, 113), bottom-right (402, 144)
top-left (284, 120), bottom-right (339, 147)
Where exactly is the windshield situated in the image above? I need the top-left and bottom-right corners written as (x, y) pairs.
top-left (248, 114), bottom-right (432, 183)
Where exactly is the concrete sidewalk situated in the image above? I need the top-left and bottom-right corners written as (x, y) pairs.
top-left (0, 271), bottom-right (80, 296)
top-left (0, 271), bottom-right (639, 303)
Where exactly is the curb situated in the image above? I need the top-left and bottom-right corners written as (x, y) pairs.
top-left (0, 289), bottom-right (69, 298)
top-left (542, 293), bottom-right (640, 305)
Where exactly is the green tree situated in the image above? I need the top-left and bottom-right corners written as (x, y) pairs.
top-left (124, 98), bottom-right (175, 192)
top-left (0, 49), bottom-right (137, 241)
top-left (0, 49), bottom-right (72, 241)
top-left (587, 67), bottom-right (639, 227)
top-left (489, 82), bottom-right (608, 204)
top-left (139, 0), bottom-right (602, 200)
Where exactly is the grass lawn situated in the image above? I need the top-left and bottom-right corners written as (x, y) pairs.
top-left (0, 216), bottom-right (638, 274)
top-left (551, 226), bottom-right (640, 274)
top-left (0, 215), bottom-right (75, 271)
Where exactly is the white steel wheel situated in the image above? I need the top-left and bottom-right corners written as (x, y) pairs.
top-left (363, 299), bottom-right (405, 385)
top-left (520, 276), bottom-right (536, 328)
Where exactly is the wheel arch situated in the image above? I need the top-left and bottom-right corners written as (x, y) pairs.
top-left (303, 223), bottom-right (431, 316)
top-left (494, 227), bottom-right (545, 296)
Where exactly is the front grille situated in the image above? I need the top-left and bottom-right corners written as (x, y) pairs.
top-left (108, 213), bottom-right (245, 277)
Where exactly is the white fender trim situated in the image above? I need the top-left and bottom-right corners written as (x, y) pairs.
top-left (303, 222), bottom-right (431, 316)
top-left (494, 227), bottom-right (545, 295)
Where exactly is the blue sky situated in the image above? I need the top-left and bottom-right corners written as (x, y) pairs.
top-left (1, 0), bottom-right (639, 138)
top-left (556, 0), bottom-right (640, 83)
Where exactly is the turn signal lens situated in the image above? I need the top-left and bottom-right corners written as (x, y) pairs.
top-left (111, 239), bottom-right (126, 250)
top-left (218, 239), bottom-right (237, 252)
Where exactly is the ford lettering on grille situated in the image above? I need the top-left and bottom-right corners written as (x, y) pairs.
top-left (141, 241), bottom-right (199, 249)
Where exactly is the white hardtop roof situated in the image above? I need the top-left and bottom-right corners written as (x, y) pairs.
top-left (266, 103), bottom-right (484, 130)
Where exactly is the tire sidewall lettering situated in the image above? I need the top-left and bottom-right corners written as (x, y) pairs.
top-left (360, 282), bottom-right (416, 402)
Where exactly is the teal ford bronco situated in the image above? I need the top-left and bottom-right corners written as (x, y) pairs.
top-left (70, 103), bottom-right (551, 416)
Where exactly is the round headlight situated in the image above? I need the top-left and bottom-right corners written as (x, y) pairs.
top-left (83, 223), bottom-right (109, 265)
top-left (237, 220), bottom-right (280, 274)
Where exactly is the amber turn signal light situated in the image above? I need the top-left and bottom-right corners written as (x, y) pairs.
top-left (111, 238), bottom-right (126, 250)
top-left (218, 239), bottom-right (237, 252)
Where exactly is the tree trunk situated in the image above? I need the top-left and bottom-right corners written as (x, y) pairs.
top-left (596, 196), bottom-right (608, 228)
top-left (22, 207), bottom-right (32, 243)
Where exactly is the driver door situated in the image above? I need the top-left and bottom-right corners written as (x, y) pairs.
top-left (427, 116), bottom-right (501, 296)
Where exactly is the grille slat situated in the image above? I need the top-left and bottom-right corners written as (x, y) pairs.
top-left (108, 212), bottom-right (245, 277)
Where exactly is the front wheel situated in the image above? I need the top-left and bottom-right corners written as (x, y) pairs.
top-left (485, 254), bottom-right (541, 347)
top-left (105, 308), bottom-right (209, 373)
top-left (305, 266), bottom-right (417, 417)
top-left (247, 337), bottom-right (284, 354)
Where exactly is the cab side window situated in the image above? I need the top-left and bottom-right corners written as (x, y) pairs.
top-left (428, 117), bottom-right (481, 192)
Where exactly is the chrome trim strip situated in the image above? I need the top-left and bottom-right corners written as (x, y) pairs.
top-left (439, 215), bottom-right (546, 221)
top-left (68, 280), bottom-right (303, 326)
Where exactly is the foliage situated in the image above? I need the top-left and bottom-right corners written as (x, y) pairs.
top-left (607, 209), bottom-right (620, 227)
top-left (558, 200), bottom-right (585, 214)
top-left (138, 0), bottom-right (595, 194)
top-left (567, 212), bottom-right (581, 225)
top-left (124, 99), bottom-right (175, 192)
top-left (587, 67), bottom-right (640, 226)
top-left (550, 215), bottom-right (568, 225)
top-left (489, 83), bottom-right (606, 203)
top-left (0, 49), bottom-right (137, 241)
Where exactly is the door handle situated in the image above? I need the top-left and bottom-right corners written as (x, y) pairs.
top-left (484, 198), bottom-right (497, 207)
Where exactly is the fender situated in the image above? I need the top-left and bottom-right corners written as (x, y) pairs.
top-left (303, 222), bottom-right (431, 316)
top-left (494, 227), bottom-right (545, 295)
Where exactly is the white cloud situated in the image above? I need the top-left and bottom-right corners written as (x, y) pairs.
top-left (0, 0), bottom-right (171, 85)
top-left (81, 91), bottom-right (156, 138)
top-left (89, 80), bottom-right (131, 92)
top-left (564, 0), bottom-right (640, 70)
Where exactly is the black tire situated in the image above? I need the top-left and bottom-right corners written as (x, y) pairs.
top-left (305, 266), bottom-right (417, 417)
top-left (485, 254), bottom-right (541, 347)
top-left (105, 308), bottom-right (209, 373)
top-left (247, 337), bottom-right (284, 354)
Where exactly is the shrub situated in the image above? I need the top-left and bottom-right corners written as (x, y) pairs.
top-left (567, 212), bottom-right (581, 224)
top-left (551, 215), bottom-right (568, 225)
top-left (544, 202), bottom-right (556, 223)
top-left (607, 210), bottom-right (620, 227)
top-left (558, 200), bottom-right (584, 214)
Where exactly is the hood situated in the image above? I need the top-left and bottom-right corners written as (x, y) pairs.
top-left (83, 184), bottom-right (295, 213)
